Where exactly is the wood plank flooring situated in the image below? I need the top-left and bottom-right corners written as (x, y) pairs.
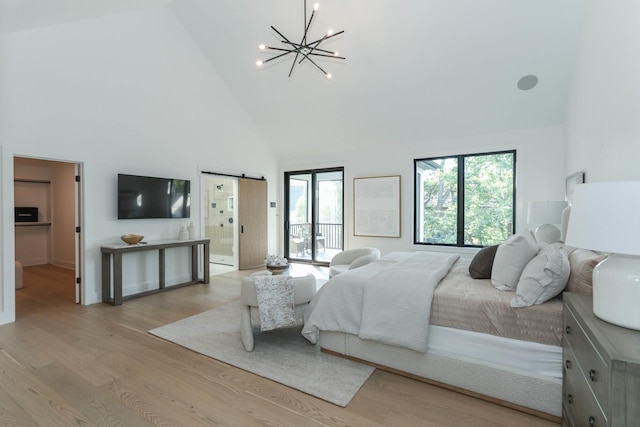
top-left (0, 264), bottom-right (561, 426)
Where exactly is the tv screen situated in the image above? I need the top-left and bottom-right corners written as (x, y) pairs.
top-left (118, 174), bottom-right (191, 219)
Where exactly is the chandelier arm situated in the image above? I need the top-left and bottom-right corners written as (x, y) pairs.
top-left (261, 49), bottom-right (296, 64)
top-left (306, 52), bottom-right (346, 60)
top-left (299, 54), bottom-right (329, 76)
top-left (270, 26), bottom-right (297, 48)
top-left (305, 30), bottom-right (344, 47)
top-left (305, 46), bottom-right (341, 56)
top-left (265, 46), bottom-right (299, 53)
top-left (303, 10), bottom-right (317, 46)
top-left (280, 41), bottom-right (342, 58)
top-left (288, 51), bottom-right (301, 78)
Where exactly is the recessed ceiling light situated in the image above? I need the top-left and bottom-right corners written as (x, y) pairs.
top-left (517, 75), bottom-right (538, 91)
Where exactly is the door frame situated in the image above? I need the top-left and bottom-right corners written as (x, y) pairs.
top-left (284, 167), bottom-right (344, 266)
top-left (201, 173), bottom-right (239, 268)
top-left (13, 155), bottom-right (85, 305)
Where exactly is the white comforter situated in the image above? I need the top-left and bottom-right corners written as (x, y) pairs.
top-left (302, 252), bottom-right (459, 353)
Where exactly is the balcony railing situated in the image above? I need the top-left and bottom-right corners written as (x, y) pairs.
top-left (290, 222), bottom-right (343, 249)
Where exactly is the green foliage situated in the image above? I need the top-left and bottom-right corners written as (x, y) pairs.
top-left (420, 152), bottom-right (514, 246)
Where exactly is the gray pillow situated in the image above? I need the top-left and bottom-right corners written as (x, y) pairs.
top-left (469, 245), bottom-right (499, 279)
top-left (511, 244), bottom-right (570, 307)
top-left (491, 232), bottom-right (539, 290)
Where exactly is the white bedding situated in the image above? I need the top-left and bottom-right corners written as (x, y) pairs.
top-left (302, 251), bottom-right (459, 352)
top-left (427, 325), bottom-right (562, 378)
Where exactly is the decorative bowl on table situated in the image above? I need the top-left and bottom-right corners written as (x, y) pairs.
top-left (266, 263), bottom-right (290, 274)
top-left (264, 254), bottom-right (289, 274)
top-left (121, 234), bottom-right (144, 245)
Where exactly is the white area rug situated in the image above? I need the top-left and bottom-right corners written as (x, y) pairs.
top-left (149, 301), bottom-right (375, 407)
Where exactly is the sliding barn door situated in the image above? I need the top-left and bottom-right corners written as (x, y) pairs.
top-left (238, 178), bottom-right (267, 269)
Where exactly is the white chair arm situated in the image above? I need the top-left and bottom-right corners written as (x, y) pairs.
top-left (349, 253), bottom-right (380, 270)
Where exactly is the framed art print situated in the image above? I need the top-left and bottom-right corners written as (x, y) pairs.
top-left (353, 175), bottom-right (401, 237)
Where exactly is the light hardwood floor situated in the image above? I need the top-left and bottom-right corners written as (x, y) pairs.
top-left (0, 264), bottom-right (560, 426)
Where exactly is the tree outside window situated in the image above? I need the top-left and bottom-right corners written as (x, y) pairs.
top-left (414, 151), bottom-right (515, 247)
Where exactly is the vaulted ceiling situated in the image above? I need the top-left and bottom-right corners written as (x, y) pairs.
top-left (1, 0), bottom-right (587, 157)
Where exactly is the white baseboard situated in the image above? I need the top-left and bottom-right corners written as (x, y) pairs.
top-left (51, 259), bottom-right (75, 270)
top-left (17, 257), bottom-right (48, 267)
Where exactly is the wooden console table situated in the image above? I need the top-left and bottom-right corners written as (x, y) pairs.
top-left (101, 238), bottom-right (210, 305)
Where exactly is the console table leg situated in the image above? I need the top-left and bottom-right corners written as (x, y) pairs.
top-left (159, 248), bottom-right (166, 289)
top-left (113, 253), bottom-right (123, 306)
top-left (101, 252), bottom-right (111, 303)
top-left (203, 241), bottom-right (210, 284)
top-left (191, 244), bottom-right (198, 282)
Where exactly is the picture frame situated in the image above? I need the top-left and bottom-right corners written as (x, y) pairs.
top-left (565, 171), bottom-right (585, 205)
top-left (353, 175), bottom-right (401, 237)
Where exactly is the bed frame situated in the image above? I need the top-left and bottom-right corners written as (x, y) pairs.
top-left (320, 331), bottom-right (562, 422)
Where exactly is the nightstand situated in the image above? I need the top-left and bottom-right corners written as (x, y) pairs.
top-left (563, 293), bottom-right (640, 426)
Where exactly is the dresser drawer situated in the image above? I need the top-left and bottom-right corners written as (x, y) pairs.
top-left (564, 340), bottom-right (607, 426)
top-left (564, 357), bottom-right (607, 427)
top-left (564, 306), bottom-right (610, 411)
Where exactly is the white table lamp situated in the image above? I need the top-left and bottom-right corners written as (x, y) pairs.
top-left (565, 181), bottom-right (640, 331)
top-left (527, 201), bottom-right (568, 243)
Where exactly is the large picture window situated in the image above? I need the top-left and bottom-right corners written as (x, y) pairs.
top-left (414, 150), bottom-right (516, 247)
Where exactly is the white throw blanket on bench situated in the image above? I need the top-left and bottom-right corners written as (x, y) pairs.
top-left (302, 252), bottom-right (459, 352)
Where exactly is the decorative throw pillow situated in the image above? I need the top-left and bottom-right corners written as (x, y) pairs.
top-left (469, 245), bottom-right (499, 279)
top-left (491, 232), bottom-right (539, 290)
top-left (564, 246), bottom-right (606, 295)
top-left (511, 244), bottom-right (570, 308)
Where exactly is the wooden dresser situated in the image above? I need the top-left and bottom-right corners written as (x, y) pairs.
top-left (563, 293), bottom-right (640, 426)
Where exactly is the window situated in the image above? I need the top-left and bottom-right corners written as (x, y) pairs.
top-left (414, 150), bottom-right (516, 247)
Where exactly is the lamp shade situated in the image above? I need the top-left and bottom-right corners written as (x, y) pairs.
top-left (527, 201), bottom-right (568, 225)
top-left (565, 181), bottom-right (640, 255)
top-left (565, 181), bottom-right (640, 331)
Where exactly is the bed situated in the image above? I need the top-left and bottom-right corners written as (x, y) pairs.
top-left (301, 243), bottom-right (605, 420)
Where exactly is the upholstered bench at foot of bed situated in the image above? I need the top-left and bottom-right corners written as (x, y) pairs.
top-left (240, 273), bottom-right (317, 351)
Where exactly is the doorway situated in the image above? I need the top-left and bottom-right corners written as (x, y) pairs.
top-left (13, 156), bottom-right (83, 308)
top-left (202, 173), bottom-right (268, 271)
top-left (285, 168), bottom-right (343, 265)
top-left (203, 174), bottom-right (238, 268)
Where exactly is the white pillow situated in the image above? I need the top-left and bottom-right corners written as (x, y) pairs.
top-left (491, 232), bottom-right (539, 290)
top-left (511, 244), bottom-right (570, 308)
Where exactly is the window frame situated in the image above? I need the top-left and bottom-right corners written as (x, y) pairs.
top-left (413, 149), bottom-right (517, 248)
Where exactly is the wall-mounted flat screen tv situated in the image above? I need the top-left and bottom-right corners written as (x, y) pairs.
top-left (118, 174), bottom-right (191, 219)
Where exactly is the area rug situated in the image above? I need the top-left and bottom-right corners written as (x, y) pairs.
top-left (149, 301), bottom-right (375, 407)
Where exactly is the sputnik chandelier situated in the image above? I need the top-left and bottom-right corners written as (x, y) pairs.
top-left (256, 0), bottom-right (345, 79)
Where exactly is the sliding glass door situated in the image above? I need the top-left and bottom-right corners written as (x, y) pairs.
top-left (285, 168), bottom-right (343, 265)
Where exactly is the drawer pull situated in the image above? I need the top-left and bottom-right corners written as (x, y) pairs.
top-left (566, 325), bottom-right (571, 335)
top-left (565, 359), bottom-right (571, 369)
top-left (589, 369), bottom-right (596, 381)
top-left (588, 415), bottom-right (595, 426)
top-left (567, 394), bottom-right (573, 404)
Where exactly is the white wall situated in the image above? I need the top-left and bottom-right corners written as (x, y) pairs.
top-left (280, 124), bottom-right (567, 257)
top-left (0, 7), bottom-right (278, 324)
top-left (565, 0), bottom-right (640, 182)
